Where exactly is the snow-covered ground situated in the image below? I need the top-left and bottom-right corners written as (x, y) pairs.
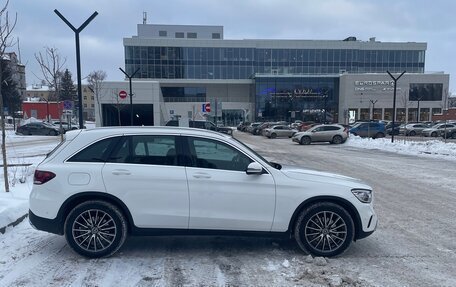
top-left (0, 128), bottom-right (455, 286)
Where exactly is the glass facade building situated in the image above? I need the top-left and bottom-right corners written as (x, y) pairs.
top-left (124, 46), bottom-right (425, 80)
top-left (121, 24), bottom-right (449, 124)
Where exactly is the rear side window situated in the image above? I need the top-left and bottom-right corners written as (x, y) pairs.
top-left (68, 137), bottom-right (119, 162)
top-left (107, 135), bottom-right (178, 166)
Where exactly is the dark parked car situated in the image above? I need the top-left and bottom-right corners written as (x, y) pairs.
top-left (16, 122), bottom-right (60, 136)
top-left (349, 122), bottom-right (385, 138)
top-left (440, 126), bottom-right (456, 139)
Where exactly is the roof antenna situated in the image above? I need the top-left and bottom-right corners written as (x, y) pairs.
top-left (143, 12), bottom-right (147, 24)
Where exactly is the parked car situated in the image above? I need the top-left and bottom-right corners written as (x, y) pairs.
top-left (292, 124), bottom-right (349, 145)
top-left (29, 127), bottom-right (377, 258)
top-left (246, 122), bottom-right (262, 133)
top-left (399, 123), bottom-right (428, 136)
top-left (349, 122), bottom-right (385, 138)
top-left (237, 122), bottom-right (250, 131)
top-left (440, 126), bottom-right (456, 139)
top-left (422, 123), bottom-right (456, 137)
top-left (52, 121), bottom-right (79, 133)
top-left (16, 122), bottom-right (60, 136)
top-left (165, 120), bottom-right (233, 135)
top-left (385, 122), bottom-right (403, 135)
top-left (263, 125), bottom-right (298, 138)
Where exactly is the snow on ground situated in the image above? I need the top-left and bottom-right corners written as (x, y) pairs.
top-left (345, 135), bottom-right (456, 160)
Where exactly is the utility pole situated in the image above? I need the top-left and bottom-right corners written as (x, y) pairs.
top-left (387, 70), bottom-right (406, 143)
top-left (54, 9), bottom-right (98, 129)
top-left (119, 67), bottom-right (140, 126)
top-left (370, 99), bottom-right (378, 120)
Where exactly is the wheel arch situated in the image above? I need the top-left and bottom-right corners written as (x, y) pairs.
top-left (287, 196), bottom-right (363, 240)
top-left (56, 192), bottom-right (135, 235)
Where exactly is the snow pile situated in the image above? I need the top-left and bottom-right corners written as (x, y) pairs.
top-left (345, 136), bottom-right (456, 160)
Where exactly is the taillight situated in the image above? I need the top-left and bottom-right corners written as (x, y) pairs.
top-left (34, 170), bottom-right (56, 185)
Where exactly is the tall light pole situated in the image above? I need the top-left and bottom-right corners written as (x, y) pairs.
top-left (119, 67), bottom-right (140, 126)
top-left (54, 10), bottom-right (98, 129)
top-left (415, 95), bottom-right (423, 122)
top-left (387, 70), bottom-right (406, 143)
top-left (370, 99), bottom-right (378, 120)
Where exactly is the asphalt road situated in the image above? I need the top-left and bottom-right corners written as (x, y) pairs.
top-left (0, 131), bottom-right (455, 286)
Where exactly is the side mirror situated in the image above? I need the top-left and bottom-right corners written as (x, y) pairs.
top-left (246, 162), bottom-right (263, 175)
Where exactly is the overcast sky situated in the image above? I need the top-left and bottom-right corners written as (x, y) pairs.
top-left (8, 0), bottom-right (456, 94)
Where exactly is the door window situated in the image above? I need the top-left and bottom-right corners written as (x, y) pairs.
top-left (108, 135), bottom-right (178, 166)
top-left (68, 137), bottom-right (120, 162)
top-left (187, 137), bottom-right (252, 171)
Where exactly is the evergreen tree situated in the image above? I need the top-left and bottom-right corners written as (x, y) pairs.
top-left (60, 69), bottom-right (76, 101)
top-left (1, 59), bottom-right (21, 117)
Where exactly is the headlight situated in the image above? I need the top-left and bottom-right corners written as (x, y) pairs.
top-left (351, 189), bottom-right (372, 203)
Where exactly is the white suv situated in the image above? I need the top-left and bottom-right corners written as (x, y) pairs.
top-left (29, 127), bottom-right (377, 258)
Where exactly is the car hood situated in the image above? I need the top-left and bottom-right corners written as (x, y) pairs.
top-left (280, 165), bottom-right (371, 189)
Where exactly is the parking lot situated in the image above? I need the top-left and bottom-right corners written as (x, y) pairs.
top-left (0, 131), bottom-right (455, 286)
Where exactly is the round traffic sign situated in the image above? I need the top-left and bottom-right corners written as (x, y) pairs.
top-left (119, 90), bottom-right (128, 99)
top-left (205, 103), bottom-right (211, 113)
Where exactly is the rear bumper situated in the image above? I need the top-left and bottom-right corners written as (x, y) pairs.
top-left (29, 209), bottom-right (63, 235)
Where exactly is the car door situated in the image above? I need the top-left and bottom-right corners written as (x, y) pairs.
top-left (184, 136), bottom-right (276, 231)
top-left (101, 134), bottom-right (189, 229)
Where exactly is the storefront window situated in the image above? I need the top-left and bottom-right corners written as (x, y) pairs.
top-left (408, 108), bottom-right (417, 122)
top-left (359, 109), bottom-right (370, 120)
top-left (396, 108), bottom-right (406, 122)
top-left (384, 108), bottom-right (393, 121)
top-left (373, 108), bottom-right (382, 120)
top-left (420, 108), bottom-right (430, 121)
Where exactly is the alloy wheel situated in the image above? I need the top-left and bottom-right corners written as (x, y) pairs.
top-left (304, 211), bottom-right (347, 253)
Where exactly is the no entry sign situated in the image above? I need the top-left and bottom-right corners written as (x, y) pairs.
top-left (119, 90), bottom-right (127, 99)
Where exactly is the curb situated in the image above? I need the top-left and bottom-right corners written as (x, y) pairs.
top-left (0, 214), bottom-right (28, 234)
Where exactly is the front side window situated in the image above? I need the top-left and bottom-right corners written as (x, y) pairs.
top-left (108, 135), bottom-right (177, 166)
top-left (68, 137), bottom-right (120, 162)
top-left (187, 137), bottom-right (252, 172)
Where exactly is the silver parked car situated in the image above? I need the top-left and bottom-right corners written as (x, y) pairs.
top-left (263, 125), bottom-right (298, 138)
top-left (422, 123), bottom-right (455, 137)
top-left (399, 123), bottom-right (428, 136)
top-left (292, 124), bottom-right (348, 145)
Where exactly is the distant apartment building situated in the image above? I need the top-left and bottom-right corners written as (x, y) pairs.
top-left (4, 52), bottom-right (26, 100)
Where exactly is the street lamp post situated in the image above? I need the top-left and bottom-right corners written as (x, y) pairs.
top-left (415, 96), bottom-right (423, 123)
top-left (370, 99), bottom-right (378, 120)
top-left (387, 70), bottom-right (406, 143)
top-left (54, 10), bottom-right (98, 129)
top-left (119, 67), bottom-right (140, 126)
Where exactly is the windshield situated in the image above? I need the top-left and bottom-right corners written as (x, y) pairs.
top-left (232, 137), bottom-right (280, 169)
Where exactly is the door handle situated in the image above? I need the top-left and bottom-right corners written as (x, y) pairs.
top-left (112, 169), bottom-right (131, 175)
top-left (193, 172), bottom-right (211, 179)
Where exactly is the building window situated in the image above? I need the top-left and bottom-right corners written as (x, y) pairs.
top-left (84, 104), bottom-right (87, 108)
top-left (187, 32), bottom-right (197, 39)
top-left (175, 32), bottom-right (184, 38)
top-left (212, 33), bottom-right (221, 39)
top-left (159, 30), bottom-right (167, 37)
top-left (91, 104), bottom-right (94, 108)
top-left (91, 96), bottom-right (94, 100)
top-left (84, 96), bottom-right (87, 100)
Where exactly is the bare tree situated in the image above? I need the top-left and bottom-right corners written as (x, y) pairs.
top-left (111, 89), bottom-right (126, 126)
top-left (35, 47), bottom-right (66, 140)
top-left (87, 70), bottom-right (106, 125)
top-left (0, 0), bottom-right (17, 192)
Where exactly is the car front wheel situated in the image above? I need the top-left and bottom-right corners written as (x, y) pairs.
top-left (64, 200), bottom-right (127, 258)
top-left (294, 202), bottom-right (354, 257)
top-left (300, 136), bottom-right (311, 145)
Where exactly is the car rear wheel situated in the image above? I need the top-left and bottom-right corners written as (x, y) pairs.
top-left (409, 131), bottom-right (416, 136)
top-left (49, 130), bottom-right (57, 136)
top-left (431, 132), bottom-right (437, 137)
top-left (270, 133), bottom-right (277, 139)
top-left (64, 200), bottom-right (127, 258)
top-left (332, 135), bottom-right (343, 144)
top-left (300, 136), bottom-right (311, 145)
top-left (374, 132), bottom-right (385, 139)
top-left (294, 202), bottom-right (354, 257)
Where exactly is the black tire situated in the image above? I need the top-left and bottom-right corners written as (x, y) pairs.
top-left (374, 132), bottom-right (385, 139)
top-left (271, 133), bottom-right (277, 139)
top-left (452, 132), bottom-right (456, 139)
top-left (332, 135), bottom-right (343, 144)
top-left (431, 131), bottom-right (437, 137)
top-left (64, 200), bottom-right (128, 258)
top-left (409, 130), bottom-right (416, 136)
top-left (300, 136), bottom-right (311, 145)
top-left (294, 202), bottom-right (354, 257)
top-left (49, 130), bottom-right (57, 136)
